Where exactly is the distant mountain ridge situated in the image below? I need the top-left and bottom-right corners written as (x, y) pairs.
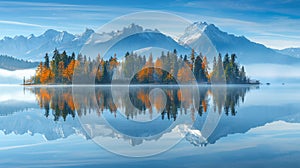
top-left (80, 23), bottom-right (191, 59)
top-left (0, 22), bottom-right (299, 65)
top-left (275, 47), bottom-right (300, 58)
top-left (0, 28), bottom-right (94, 61)
top-left (0, 55), bottom-right (38, 70)
top-left (179, 22), bottom-right (300, 64)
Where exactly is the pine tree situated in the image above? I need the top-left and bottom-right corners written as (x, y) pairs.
top-left (61, 51), bottom-right (68, 68)
top-left (57, 61), bottom-right (65, 83)
top-left (52, 49), bottom-right (60, 79)
top-left (190, 49), bottom-right (195, 71)
top-left (193, 55), bottom-right (203, 83)
top-left (240, 66), bottom-right (246, 83)
top-left (44, 53), bottom-right (50, 68)
top-left (217, 53), bottom-right (225, 83)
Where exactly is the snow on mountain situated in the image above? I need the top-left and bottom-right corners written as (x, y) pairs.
top-left (276, 47), bottom-right (300, 58)
top-left (174, 124), bottom-right (208, 146)
top-left (179, 22), bottom-right (300, 65)
top-left (85, 23), bottom-right (144, 46)
top-left (1, 96), bottom-right (300, 146)
top-left (81, 23), bottom-right (190, 59)
top-left (0, 108), bottom-right (89, 141)
top-left (0, 28), bottom-right (95, 61)
top-left (179, 21), bottom-right (208, 44)
top-left (1, 22), bottom-right (299, 65)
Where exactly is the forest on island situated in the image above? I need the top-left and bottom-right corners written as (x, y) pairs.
top-left (27, 49), bottom-right (254, 85)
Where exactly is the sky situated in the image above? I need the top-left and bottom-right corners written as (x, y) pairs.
top-left (0, 0), bottom-right (300, 49)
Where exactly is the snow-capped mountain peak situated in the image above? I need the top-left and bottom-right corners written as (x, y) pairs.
top-left (43, 29), bottom-right (60, 37)
top-left (123, 23), bottom-right (143, 34)
top-left (0, 22), bottom-right (299, 65)
top-left (81, 28), bottom-right (95, 37)
top-left (27, 34), bottom-right (35, 40)
top-left (179, 22), bottom-right (208, 45)
top-left (85, 23), bottom-right (158, 46)
top-left (276, 47), bottom-right (300, 58)
top-left (0, 28), bottom-right (94, 60)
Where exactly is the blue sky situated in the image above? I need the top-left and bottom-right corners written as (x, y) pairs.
top-left (0, 0), bottom-right (300, 49)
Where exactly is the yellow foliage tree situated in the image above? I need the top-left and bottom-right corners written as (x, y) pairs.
top-left (177, 66), bottom-right (191, 83)
top-left (63, 60), bottom-right (75, 81)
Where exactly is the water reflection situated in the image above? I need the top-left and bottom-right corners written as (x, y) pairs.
top-left (28, 85), bottom-right (253, 122)
top-left (20, 85), bottom-right (256, 156)
top-left (1, 85), bottom-right (300, 165)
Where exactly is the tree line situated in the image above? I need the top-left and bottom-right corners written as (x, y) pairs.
top-left (0, 55), bottom-right (38, 71)
top-left (27, 49), bottom-right (253, 84)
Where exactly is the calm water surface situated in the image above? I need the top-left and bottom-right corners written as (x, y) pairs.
top-left (0, 84), bottom-right (300, 167)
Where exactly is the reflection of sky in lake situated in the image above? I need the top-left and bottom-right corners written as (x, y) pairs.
top-left (0, 85), bottom-right (300, 167)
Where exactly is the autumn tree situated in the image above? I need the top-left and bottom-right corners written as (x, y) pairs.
top-left (202, 56), bottom-right (209, 82)
top-left (154, 58), bottom-right (163, 83)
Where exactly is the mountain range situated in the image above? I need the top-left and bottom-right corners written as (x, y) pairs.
top-left (0, 22), bottom-right (299, 65)
top-left (0, 28), bottom-right (94, 61)
top-left (179, 22), bottom-right (300, 64)
top-left (275, 47), bottom-right (300, 58)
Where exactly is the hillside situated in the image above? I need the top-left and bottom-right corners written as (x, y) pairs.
top-left (0, 55), bottom-right (38, 70)
top-left (275, 48), bottom-right (300, 58)
top-left (179, 22), bottom-right (300, 65)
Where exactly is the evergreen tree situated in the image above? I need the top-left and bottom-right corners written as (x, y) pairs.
top-left (61, 51), bottom-right (68, 68)
top-left (240, 66), bottom-right (246, 83)
top-left (193, 55), bottom-right (203, 83)
top-left (52, 49), bottom-right (60, 79)
top-left (217, 53), bottom-right (225, 83)
top-left (77, 53), bottom-right (83, 63)
top-left (44, 53), bottom-right (50, 68)
top-left (71, 52), bottom-right (76, 60)
top-left (190, 49), bottom-right (195, 71)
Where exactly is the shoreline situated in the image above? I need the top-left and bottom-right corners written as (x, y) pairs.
top-left (21, 83), bottom-right (261, 87)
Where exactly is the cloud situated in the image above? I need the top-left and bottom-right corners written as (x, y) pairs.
top-left (0, 142), bottom-right (44, 151)
top-left (0, 20), bottom-right (43, 27)
top-left (181, 0), bottom-right (300, 17)
top-left (0, 1), bottom-right (139, 13)
top-left (0, 1), bottom-right (299, 49)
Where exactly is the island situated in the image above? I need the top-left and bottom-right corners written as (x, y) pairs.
top-left (25, 49), bottom-right (259, 85)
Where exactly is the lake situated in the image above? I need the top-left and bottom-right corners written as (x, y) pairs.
top-left (0, 84), bottom-right (300, 167)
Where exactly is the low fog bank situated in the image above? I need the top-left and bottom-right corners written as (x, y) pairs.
top-left (245, 63), bottom-right (300, 84)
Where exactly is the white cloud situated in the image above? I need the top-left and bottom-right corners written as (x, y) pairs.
top-left (0, 20), bottom-right (43, 28)
top-left (0, 143), bottom-right (43, 151)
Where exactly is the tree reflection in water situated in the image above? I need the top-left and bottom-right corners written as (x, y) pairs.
top-left (28, 85), bottom-right (256, 122)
